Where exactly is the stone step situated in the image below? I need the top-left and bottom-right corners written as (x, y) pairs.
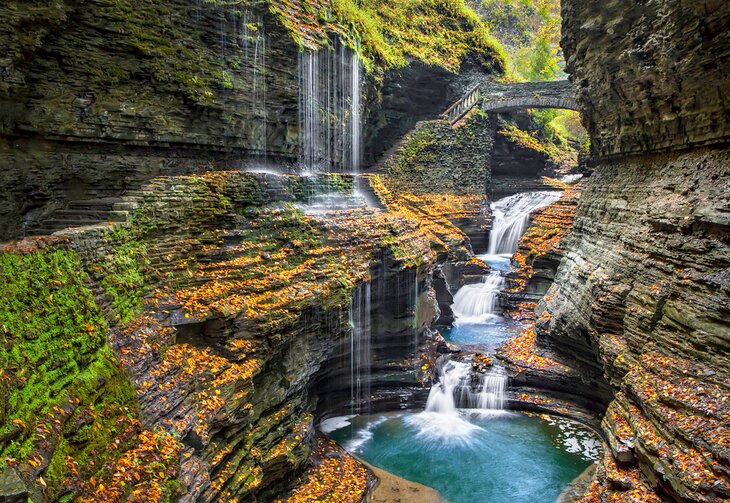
top-left (51, 209), bottom-right (113, 220)
top-left (67, 197), bottom-right (122, 210)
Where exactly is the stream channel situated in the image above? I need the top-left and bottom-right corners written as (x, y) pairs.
top-left (322, 191), bottom-right (601, 503)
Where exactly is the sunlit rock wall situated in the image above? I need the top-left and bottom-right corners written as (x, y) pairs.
top-left (539, 1), bottom-right (730, 501)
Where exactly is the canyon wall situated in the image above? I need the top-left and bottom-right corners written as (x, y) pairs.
top-left (536, 1), bottom-right (730, 501)
top-left (0, 171), bottom-right (448, 502)
top-left (0, 0), bottom-right (502, 242)
top-left (0, 0), bottom-right (302, 240)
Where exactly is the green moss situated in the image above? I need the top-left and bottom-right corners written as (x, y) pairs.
top-left (385, 110), bottom-right (493, 194)
top-left (269, 0), bottom-right (506, 75)
top-left (98, 230), bottom-right (149, 324)
top-left (291, 173), bottom-right (355, 203)
top-left (0, 249), bottom-right (107, 465)
top-left (45, 347), bottom-right (138, 497)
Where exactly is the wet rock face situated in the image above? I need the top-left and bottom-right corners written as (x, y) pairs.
top-left (561, 0), bottom-right (730, 158)
top-left (550, 2), bottom-right (730, 500)
top-left (0, 1), bottom-right (302, 241)
top-left (536, 148), bottom-right (730, 501)
top-left (315, 263), bottom-right (435, 418)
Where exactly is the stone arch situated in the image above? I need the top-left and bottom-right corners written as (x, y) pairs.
top-left (479, 80), bottom-right (579, 113)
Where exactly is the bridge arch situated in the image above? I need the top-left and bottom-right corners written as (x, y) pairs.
top-left (479, 80), bottom-right (579, 113)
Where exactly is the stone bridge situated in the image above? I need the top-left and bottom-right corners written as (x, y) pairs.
top-left (442, 80), bottom-right (578, 124)
top-left (479, 80), bottom-right (578, 113)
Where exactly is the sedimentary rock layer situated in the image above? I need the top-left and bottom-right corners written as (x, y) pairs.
top-left (536, 148), bottom-right (730, 501)
top-left (562, 0), bottom-right (730, 158)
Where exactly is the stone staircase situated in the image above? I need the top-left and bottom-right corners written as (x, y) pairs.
top-left (370, 84), bottom-right (484, 172)
top-left (31, 197), bottom-right (127, 235)
top-left (441, 84), bottom-right (482, 124)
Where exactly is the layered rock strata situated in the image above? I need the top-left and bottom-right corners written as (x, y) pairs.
top-left (534, 1), bottom-right (730, 500)
top-left (0, 168), bottom-right (488, 502)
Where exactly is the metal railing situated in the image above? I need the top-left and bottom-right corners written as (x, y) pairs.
top-left (441, 85), bottom-right (482, 124)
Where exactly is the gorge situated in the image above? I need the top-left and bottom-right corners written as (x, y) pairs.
top-left (0, 1), bottom-right (728, 503)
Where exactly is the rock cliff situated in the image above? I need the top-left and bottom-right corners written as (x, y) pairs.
top-left (0, 0), bottom-right (505, 241)
top-left (534, 1), bottom-right (730, 500)
top-left (0, 169), bottom-right (486, 502)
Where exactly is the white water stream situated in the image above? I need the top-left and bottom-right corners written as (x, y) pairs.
top-left (487, 191), bottom-right (562, 255)
top-left (419, 191), bottom-right (563, 436)
top-left (298, 42), bottom-right (362, 173)
top-left (452, 191), bottom-right (562, 325)
top-left (424, 359), bottom-right (507, 414)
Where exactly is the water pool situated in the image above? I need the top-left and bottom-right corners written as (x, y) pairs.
top-left (327, 411), bottom-right (600, 503)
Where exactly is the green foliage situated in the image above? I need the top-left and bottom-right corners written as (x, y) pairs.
top-left (45, 347), bottom-right (138, 497)
top-left (499, 119), bottom-right (578, 167)
top-left (526, 33), bottom-right (560, 81)
top-left (270, 0), bottom-right (507, 74)
top-left (530, 109), bottom-right (588, 147)
top-left (0, 249), bottom-right (107, 465)
top-left (98, 230), bottom-right (149, 324)
top-left (479, 0), bottom-right (562, 82)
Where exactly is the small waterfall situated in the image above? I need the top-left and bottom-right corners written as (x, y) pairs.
top-left (424, 358), bottom-right (507, 413)
top-left (451, 271), bottom-right (505, 324)
top-left (349, 283), bottom-right (372, 413)
top-left (298, 41), bottom-right (362, 173)
top-left (487, 191), bottom-right (562, 255)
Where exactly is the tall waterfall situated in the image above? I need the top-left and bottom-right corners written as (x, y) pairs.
top-left (349, 283), bottom-right (372, 413)
top-left (298, 42), bottom-right (363, 173)
top-left (424, 358), bottom-right (506, 413)
top-left (487, 191), bottom-right (562, 255)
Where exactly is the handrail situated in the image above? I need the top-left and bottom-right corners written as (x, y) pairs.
top-left (441, 84), bottom-right (482, 124)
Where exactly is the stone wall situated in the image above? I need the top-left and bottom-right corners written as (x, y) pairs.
top-left (379, 110), bottom-right (496, 196)
top-left (0, 0), bottom-right (304, 241)
top-left (536, 149), bottom-right (729, 501)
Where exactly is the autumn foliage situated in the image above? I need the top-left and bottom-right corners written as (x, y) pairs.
top-left (279, 437), bottom-right (370, 503)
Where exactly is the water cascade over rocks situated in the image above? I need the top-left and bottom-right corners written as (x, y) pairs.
top-left (451, 272), bottom-right (505, 324)
top-left (421, 190), bottom-right (564, 435)
top-left (298, 42), bottom-right (363, 173)
top-left (349, 282), bottom-right (372, 413)
top-left (452, 191), bottom-right (562, 326)
top-left (424, 359), bottom-right (507, 414)
top-left (487, 191), bottom-right (562, 255)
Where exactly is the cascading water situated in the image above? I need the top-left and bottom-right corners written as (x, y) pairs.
top-left (450, 191), bottom-right (563, 328)
top-left (451, 271), bottom-right (505, 324)
top-left (487, 191), bottom-right (562, 255)
top-left (298, 41), bottom-right (362, 173)
top-left (424, 358), bottom-right (507, 414)
top-left (349, 283), bottom-right (372, 413)
top-left (424, 191), bottom-right (563, 432)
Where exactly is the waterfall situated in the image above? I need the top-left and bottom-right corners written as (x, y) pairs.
top-left (349, 283), bottom-right (372, 413)
top-left (487, 191), bottom-right (562, 255)
top-left (424, 358), bottom-right (507, 414)
top-left (298, 41), bottom-right (362, 173)
top-left (413, 273), bottom-right (419, 354)
top-left (451, 271), bottom-right (505, 324)
top-left (450, 191), bottom-right (561, 325)
top-left (251, 20), bottom-right (267, 160)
